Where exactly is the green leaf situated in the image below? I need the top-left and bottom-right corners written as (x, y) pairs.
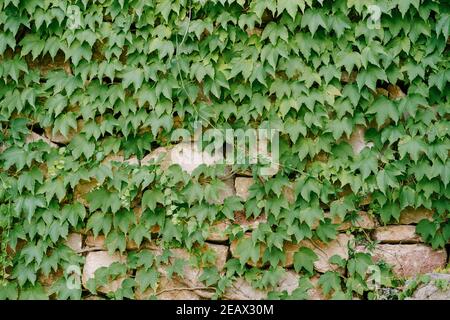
top-left (141, 189), bottom-right (164, 211)
top-left (293, 247), bottom-right (318, 274)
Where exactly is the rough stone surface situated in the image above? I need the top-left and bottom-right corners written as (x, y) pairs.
top-left (138, 243), bottom-right (229, 300)
top-left (301, 234), bottom-right (354, 273)
top-left (234, 177), bottom-right (254, 201)
top-left (346, 125), bottom-right (374, 155)
top-left (207, 220), bottom-right (230, 242)
top-left (82, 251), bottom-right (127, 293)
top-left (168, 141), bottom-right (224, 174)
top-left (283, 184), bottom-right (296, 204)
top-left (85, 233), bottom-right (146, 251)
top-left (357, 244), bottom-right (447, 278)
top-left (230, 233), bottom-right (353, 272)
top-left (74, 179), bottom-right (98, 207)
top-left (308, 275), bottom-right (328, 300)
top-left (209, 178), bottom-right (235, 205)
top-left (44, 120), bottom-right (82, 144)
top-left (315, 211), bottom-right (377, 231)
top-left (399, 207), bottom-right (434, 224)
top-left (372, 225), bottom-right (422, 243)
top-left (65, 233), bottom-right (83, 252)
top-left (26, 132), bottom-right (58, 147)
top-left (234, 211), bottom-right (267, 230)
top-left (85, 234), bottom-right (106, 249)
top-left (223, 277), bottom-right (267, 300)
top-left (408, 273), bottom-right (450, 300)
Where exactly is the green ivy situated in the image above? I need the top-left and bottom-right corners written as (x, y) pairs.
top-left (0, 0), bottom-right (449, 300)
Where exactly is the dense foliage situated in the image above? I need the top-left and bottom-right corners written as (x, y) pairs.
top-left (0, 0), bottom-right (449, 299)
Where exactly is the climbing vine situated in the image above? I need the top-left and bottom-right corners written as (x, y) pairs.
top-left (0, 0), bottom-right (449, 300)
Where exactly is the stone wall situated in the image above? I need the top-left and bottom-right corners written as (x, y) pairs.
top-left (19, 132), bottom-right (450, 299)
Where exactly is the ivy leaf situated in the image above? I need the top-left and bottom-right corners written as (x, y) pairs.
top-left (141, 189), bottom-right (164, 211)
top-left (367, 96), bottom-right (399, 127)
top-left (223, 196), bottom-right (244, 220)
top-left (318, 271), bottom-right (342, 296)
top-left (136, 268), bottom-right (159, 293)
top-left (121, 67), bottom-right (144, 92)
top-left (293, 247), bottom-right (318, 274)
top-left (398, 136), bottom-right (427, 163)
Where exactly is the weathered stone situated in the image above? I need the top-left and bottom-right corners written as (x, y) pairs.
top-left (337, 211), bottom-right (378, 230)
top-left (233, 211), bottom-right (267, 230)
top-left (275, 270), bottom-right (301, 295)
top-left (74, 179), bottom-right (98, 207)
top-left (85, 234), bottom-right (106, 249)
top-left (168, 141), bottom-right (224, 174)
top-left (65, 233), bottom-right (83, 252)
top-left (399, 207), bottom-right (434, 224)
top-left (308, 275), bottom-right (328, 300)
top-left (208, 178), bottom-right (235, 205)
top-left (45, 120), bottom-right (83, 144)
top-left (301, 234), bottom-right (354, 273)
top-left (372, 225), bottom-right (422, 243)
top-left (230, 233), bottom-right (353, 272)
top-left (408, 273), bottom-right (450, 300)
top-left (140, 147), bottom-right (169, 165)
top-left (234, 177), bottom-right (254, 201)
top-left (140, 243), bottom-right (229, 300)
top-left (357, 244), bottom-right (447, 278)
top-left (223, 277), bottom-right (267, 300)
top-left (224, 271), bottom-right (305, 300)
top-left (136, 276), bottom-right (204, 300)
top-left (283, 183), bottom-right (296, 204)
top-left (207, 220), bottom-right (230, 242)
top-left (346, 125), bottom-right (374, 155)
top-left (387, 84), bottom-right (406, 100)
top-left (85, 233), bottom-right (146, 251)
top-left (82, 251), bottom-right (127, 294)
top-left (314, 211), bottom-right (377, 231)
top-left (38, 269), bottom-right (63, 288)
top-left (26, 132), bottom-right (58, 147)
top-left (203, 243), bottom-right (228, 271)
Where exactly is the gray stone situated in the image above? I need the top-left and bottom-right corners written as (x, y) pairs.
top-left (408, 273), bottom-right (450, 300)
top-left (82, 251), bottom-right (127, 294)
top-left (372, 225), bottom-right (422, 243)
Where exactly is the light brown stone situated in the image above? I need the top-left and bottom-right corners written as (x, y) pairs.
top-left (208, 178), bottom-right (235, 205)
top-left (206, 220), bottom-right (230, 242)
top-left (234, 177), bottom-right (254, 201)
top-left (230, 233), bottom-right (353, 272)
top-left (358, 244), bottom-right (447, 278)
top-left (45, 120), bottom-right (83, 144)
top-left (308, 275), bottom-right (328, 300)
top-left (74, 179), bottom-right (98, 207)
top-left (26, 132), bottom-right (58, 147)
top-left (283, 184), bottom-right (296, 204)
top-left (168, 142), bottom-right (224, 174)
top-left (65, 233), bottom-right (83, 252)
top-left (372, 225), bottom-right (422, 243)
top-left (82, 251), bottom-right (127, 294)
top-left (85, 233), bottom-right (148, 251)
top-left (301, 234), bottom-right (354, 273)
top-left (223, 277), bottom-right (267, 300)
top-left (233, 211), bottom-right (267, 230)
top-left (315, 211), bottom-right (377, 231)
top-left (141, 243), bottom-right (229, 300)
top-left (85, 234), bottom-right (106, 249)
top-left (387, 84), bottom-right (406, 100)
top-left (346, 125), bottom-right (374, 155)
top-left (399, 207), bottom-right (434, 224)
